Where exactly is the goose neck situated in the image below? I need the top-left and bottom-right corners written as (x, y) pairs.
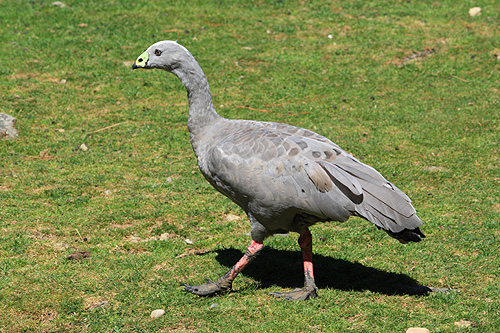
top-left (171, 65), bottom-right (221, 144)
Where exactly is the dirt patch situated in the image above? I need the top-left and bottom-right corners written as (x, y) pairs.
top-left (492, 203), bottom-right (500, 212)
top-left (32, 185), bottom-right (57, 194)
top-left (176, 248), bottom-right (210, 258)
top-left (109, 223), bottom-right (134, 229)
top-left (40, 308), bottom-right (59, 325)
top-left (423, 166), bottom-right (449, 172)
top-left (125, 232), bottom-right (177, 243)
top-left (8, 72), bottom-right (63, 83)
top-left (67, 250), bottom-right (91, 260)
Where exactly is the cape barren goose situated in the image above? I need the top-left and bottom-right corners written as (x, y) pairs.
top-left (133, 41), bottom-right (425, 300)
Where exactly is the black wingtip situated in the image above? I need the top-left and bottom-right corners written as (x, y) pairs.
top-left (385, 227), bottom-right (426, 244)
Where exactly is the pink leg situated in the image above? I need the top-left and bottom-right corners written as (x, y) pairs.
top-left (270, 228), bottom-right (318, 300)
top-left (225, 240), bottom-right (263, 282)
top-left (299, 229), bottom-right (316, 290)
top-left (184, 240), bottom-right (263, 296)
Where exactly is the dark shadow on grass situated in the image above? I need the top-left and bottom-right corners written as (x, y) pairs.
top-left (212, 247), bottom-right (433, 296)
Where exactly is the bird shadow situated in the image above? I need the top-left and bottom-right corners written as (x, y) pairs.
top-left (212, 247), bottom-right (434, 296)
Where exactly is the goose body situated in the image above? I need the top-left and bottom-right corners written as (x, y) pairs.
top-left (133, 41), bottom-right (425, 300)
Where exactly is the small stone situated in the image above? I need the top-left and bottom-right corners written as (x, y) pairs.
top-left (454, 319), bottom-right (473, 328)
top-left (52, 1), bottom-right (66, 7)
top-left (39, 149), bottom-right (50, 158)
top-left (150, 309), bottom-right (165, 319)
top-left (469, 7), bottom-right (481, 16)
top-left (89, 300), bottom-right (108, 310)
top-left (53, 242), bottom-right (69, 251)
top-left (159, 233), bottom-right (174, 240)
top-left (185, 238), bottom-right (193, 245)
top-left (59, 78), bottom-right (67, 84)
top-left (225, 214), bottom-right (241, 222)
top-left (128, 235), bottom-right (142, 243)
top-left (79, 143), bottom-right (88, 151)
top-left (406, 328), bottom-right (429, 333)
top-left (0, 113), bottom-right (19, 139)
top-left (423, 166), bottom-right (449, 172)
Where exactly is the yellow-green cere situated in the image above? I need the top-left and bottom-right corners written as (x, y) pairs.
top-left (134, 51), bottom-right (149, 68)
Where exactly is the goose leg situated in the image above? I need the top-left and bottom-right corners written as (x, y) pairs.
top-left (270, 229), bottom-right (318, 300)
top-left (183, 240), bottom-right (263, 296)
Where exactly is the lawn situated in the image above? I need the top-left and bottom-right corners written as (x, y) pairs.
top-left (1, 0), bottom-right (499, 331)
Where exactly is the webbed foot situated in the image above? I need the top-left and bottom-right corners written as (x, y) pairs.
top-left (182, 277), bottom-right (230, 297)
top-left (270, 285), bottom-right (318, 301)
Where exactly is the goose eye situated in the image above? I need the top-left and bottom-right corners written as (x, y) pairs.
top-left (154, 49), bottom-right (162, 56)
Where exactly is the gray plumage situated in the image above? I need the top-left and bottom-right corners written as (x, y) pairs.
top-left (133, 41), bottom-right (425, 299)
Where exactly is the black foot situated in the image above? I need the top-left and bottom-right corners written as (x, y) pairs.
top-left (427, 286), bottom-right (451, 293)
top-left (270, 286), bottom-right (318, 301)
top-left (182, 277), bottom-right (229, 297)
top-left (404, 285), bottom-right (452, 295)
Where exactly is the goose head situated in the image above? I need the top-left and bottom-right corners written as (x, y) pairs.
top-left (132, 40), bottom-right (191, 72)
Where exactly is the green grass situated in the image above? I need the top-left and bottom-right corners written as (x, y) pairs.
top-left (1, 0), bottom-right (499, 331)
